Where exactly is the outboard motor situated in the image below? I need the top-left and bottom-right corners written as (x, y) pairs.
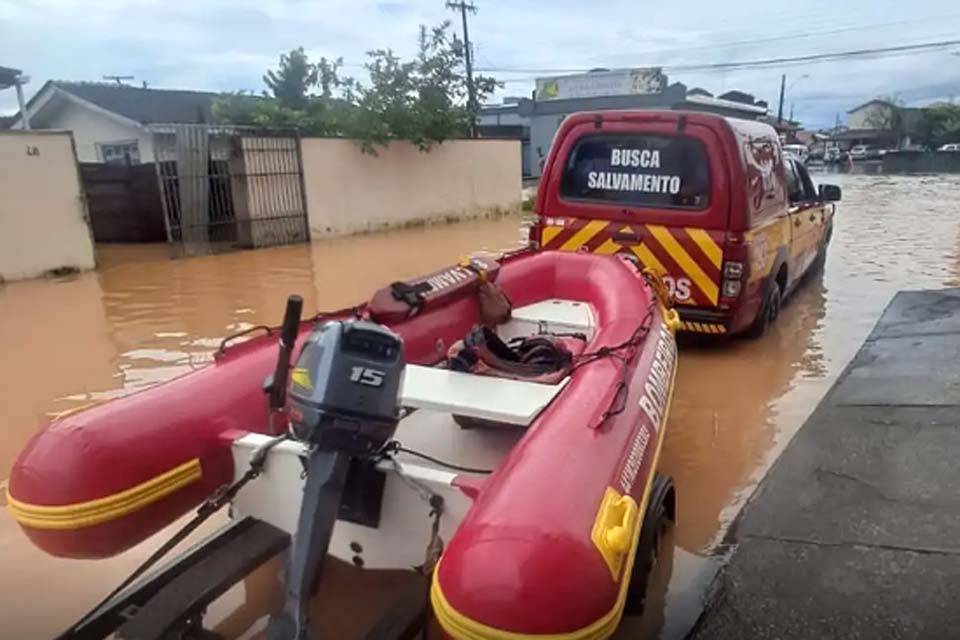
top-left (267, 298), bottom-right (405, 640)
top-left (286, 320), bottom-right (405, 453)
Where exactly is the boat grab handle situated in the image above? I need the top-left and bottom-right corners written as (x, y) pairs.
top-left (591, 487), bottom-right (640, 580)
top-left (217, 325), bottom-right (274, 356)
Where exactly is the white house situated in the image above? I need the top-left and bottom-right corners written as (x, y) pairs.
top-left (6, 81), bottom-right (228, 163)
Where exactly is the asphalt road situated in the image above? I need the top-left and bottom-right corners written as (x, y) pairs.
top-left (690, 289), bottom-right (960, 639)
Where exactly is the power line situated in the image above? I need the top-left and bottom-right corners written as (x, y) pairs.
top-left (602, 13), bottom-right (960, 62)
top-left (668, 38), bottom-right (960, 72)
top-left (478, 38), bottom-right (960, 78)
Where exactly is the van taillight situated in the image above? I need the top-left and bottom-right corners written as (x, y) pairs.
top-left (720, 233), bottom-right (749, 302)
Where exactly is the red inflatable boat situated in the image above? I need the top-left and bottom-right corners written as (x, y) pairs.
top-left (7, 250), bottom-right (679, 639)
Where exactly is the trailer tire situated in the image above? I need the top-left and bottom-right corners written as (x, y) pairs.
top-left (624, 473), bottom-right (675, 616)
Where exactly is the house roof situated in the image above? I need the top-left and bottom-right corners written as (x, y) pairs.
top-left (0, 66), bottom-right (24, 89)
top-left (7, 80), bottom-right (242, 129)
top-left (682, 93), bottom-right (768, 115)
top-left (717, 90), bottom-right (756, 105)
top-left (50, 81), bottom-right (223, 124)
top-left (847, 98), bottom-right (897, 114)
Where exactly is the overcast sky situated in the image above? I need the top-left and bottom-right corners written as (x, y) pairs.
top-left (2, 0), bottom-right (959, 128)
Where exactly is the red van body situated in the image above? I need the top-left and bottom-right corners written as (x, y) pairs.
top-left (531, 110), bottom-right (839, 336)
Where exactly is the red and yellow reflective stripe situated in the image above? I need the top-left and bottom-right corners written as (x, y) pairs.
top-left (540, 220), bottom-right (724, 306)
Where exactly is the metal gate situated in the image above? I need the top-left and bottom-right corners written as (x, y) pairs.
top-left (155, 125), bottom-right (310, 257)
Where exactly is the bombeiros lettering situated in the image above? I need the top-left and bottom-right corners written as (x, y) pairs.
top-left (639, 325), bottom-right (676, 429)
top-left (619, 324), bottom-right (677, 492)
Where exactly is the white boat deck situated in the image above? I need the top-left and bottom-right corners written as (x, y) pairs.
top-left (231, 298), bottom-right (596, 569)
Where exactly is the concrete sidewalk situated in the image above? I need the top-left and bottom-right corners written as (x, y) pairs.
top-left (690, 289), bottom-right (960, 639)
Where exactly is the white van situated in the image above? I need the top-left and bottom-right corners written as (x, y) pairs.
top-left (783, 144), bottom-right (809, 162)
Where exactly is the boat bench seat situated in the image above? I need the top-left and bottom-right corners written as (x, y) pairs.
top-left (499, 298), bottom-right (596, 342)
top-left (400, 365), bottom-right (568, 426)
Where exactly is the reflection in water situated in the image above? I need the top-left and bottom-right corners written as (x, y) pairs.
top-left (2, 174), bottom-right (960, 638)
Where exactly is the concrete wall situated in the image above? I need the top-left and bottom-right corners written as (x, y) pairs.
top-left (883, 150), bottom-right (960, 173)
top-left (301, 138), bottom-right (521, 237)
top-left (40, 101), bottom-right (154, 163)
top-left (0, 131), bottom-right (95, 281)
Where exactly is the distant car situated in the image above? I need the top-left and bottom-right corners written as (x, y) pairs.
top-left (824, 147), bottom-right (842, 163)
top-left (938, 143), bottom-right (960, 152)
top-left (783, 144), bottom-right (809, 162)
top-left (849, 145), bottom-right (869, 161)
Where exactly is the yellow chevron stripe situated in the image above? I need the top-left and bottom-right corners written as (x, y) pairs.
top-left (686, 228), bottom-right (722, 269)
top-left (594, 237), bottom-right (622, 255)
top-left (559, 219), bottom-right (608, 252)
top-left (648, 225), bottom-right (719, 304)
top-left (629, 243), bottom-right (667, 276)
top-left (542, 225), bottom-right (563, 248)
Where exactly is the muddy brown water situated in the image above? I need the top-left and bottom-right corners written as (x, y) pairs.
top-left (2, 174), bottom-right (960, 639)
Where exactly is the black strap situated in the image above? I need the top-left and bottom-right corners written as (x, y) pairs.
top-left (390, 281), bottom-right (432, 313)
top-left (59, 434), bottom-right (289, 640)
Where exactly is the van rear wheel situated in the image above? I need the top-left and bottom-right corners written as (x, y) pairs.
top-left (745, 281), bottom-right (781, 339)
top-left (624, 473), bottom-right (675, 616)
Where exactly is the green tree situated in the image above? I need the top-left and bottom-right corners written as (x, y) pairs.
top-left (213, 22), bottom-right (500, 152)
top-left (918, 103), bottom-right (960, 149)
top-left (263, 47), bottom-right (318, 109)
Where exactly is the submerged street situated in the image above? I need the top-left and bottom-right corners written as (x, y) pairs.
top-left (2, 173), bottom-right (960, 639)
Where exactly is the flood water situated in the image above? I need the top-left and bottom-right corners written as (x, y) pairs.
top-left (2, 174), bottom-right (960, 639)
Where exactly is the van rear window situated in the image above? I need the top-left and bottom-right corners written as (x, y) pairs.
top-left (560, 134), bottom-right (711, 209)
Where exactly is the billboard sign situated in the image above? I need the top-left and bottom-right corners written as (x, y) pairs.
top-left (535, 68), bottom-right (666, 101)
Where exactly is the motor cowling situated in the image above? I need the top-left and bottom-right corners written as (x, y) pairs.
top-left (286, 320), bottom-right (405, 454)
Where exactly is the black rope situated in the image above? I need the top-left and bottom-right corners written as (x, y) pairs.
top-left (570, 293), bottom-right (658, 425)
top-left (382, 442), bottom-right (494, 475)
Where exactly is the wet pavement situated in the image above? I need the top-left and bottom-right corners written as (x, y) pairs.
top-left (2, 173), bottom-right (960, 638)
top-left (690, 288), bottom-right (960, 639)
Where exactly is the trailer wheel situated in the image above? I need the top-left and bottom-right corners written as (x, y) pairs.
top-left (624, 473), bottom-right (675, 616)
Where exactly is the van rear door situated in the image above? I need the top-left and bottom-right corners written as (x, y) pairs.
top-left (537, 116), bottom-right (730, 308)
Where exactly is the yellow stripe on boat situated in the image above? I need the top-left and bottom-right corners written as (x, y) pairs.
top-left (430, 356), bottom-right (677, 640)
top-left (6, 458), bottom-right (202, 530)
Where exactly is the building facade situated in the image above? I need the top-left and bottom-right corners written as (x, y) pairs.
top-left (478, 68), bottom-right (770, 178)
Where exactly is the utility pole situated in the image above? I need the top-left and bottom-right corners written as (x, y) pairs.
top-left (103, 75), bottom-right (134, 85)
top-left (447, 0), bottom-right (478, 137)
top-left (789, 103), bottom-right (795, 122)
top-left (777, 73), bottom-right (786, 125)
